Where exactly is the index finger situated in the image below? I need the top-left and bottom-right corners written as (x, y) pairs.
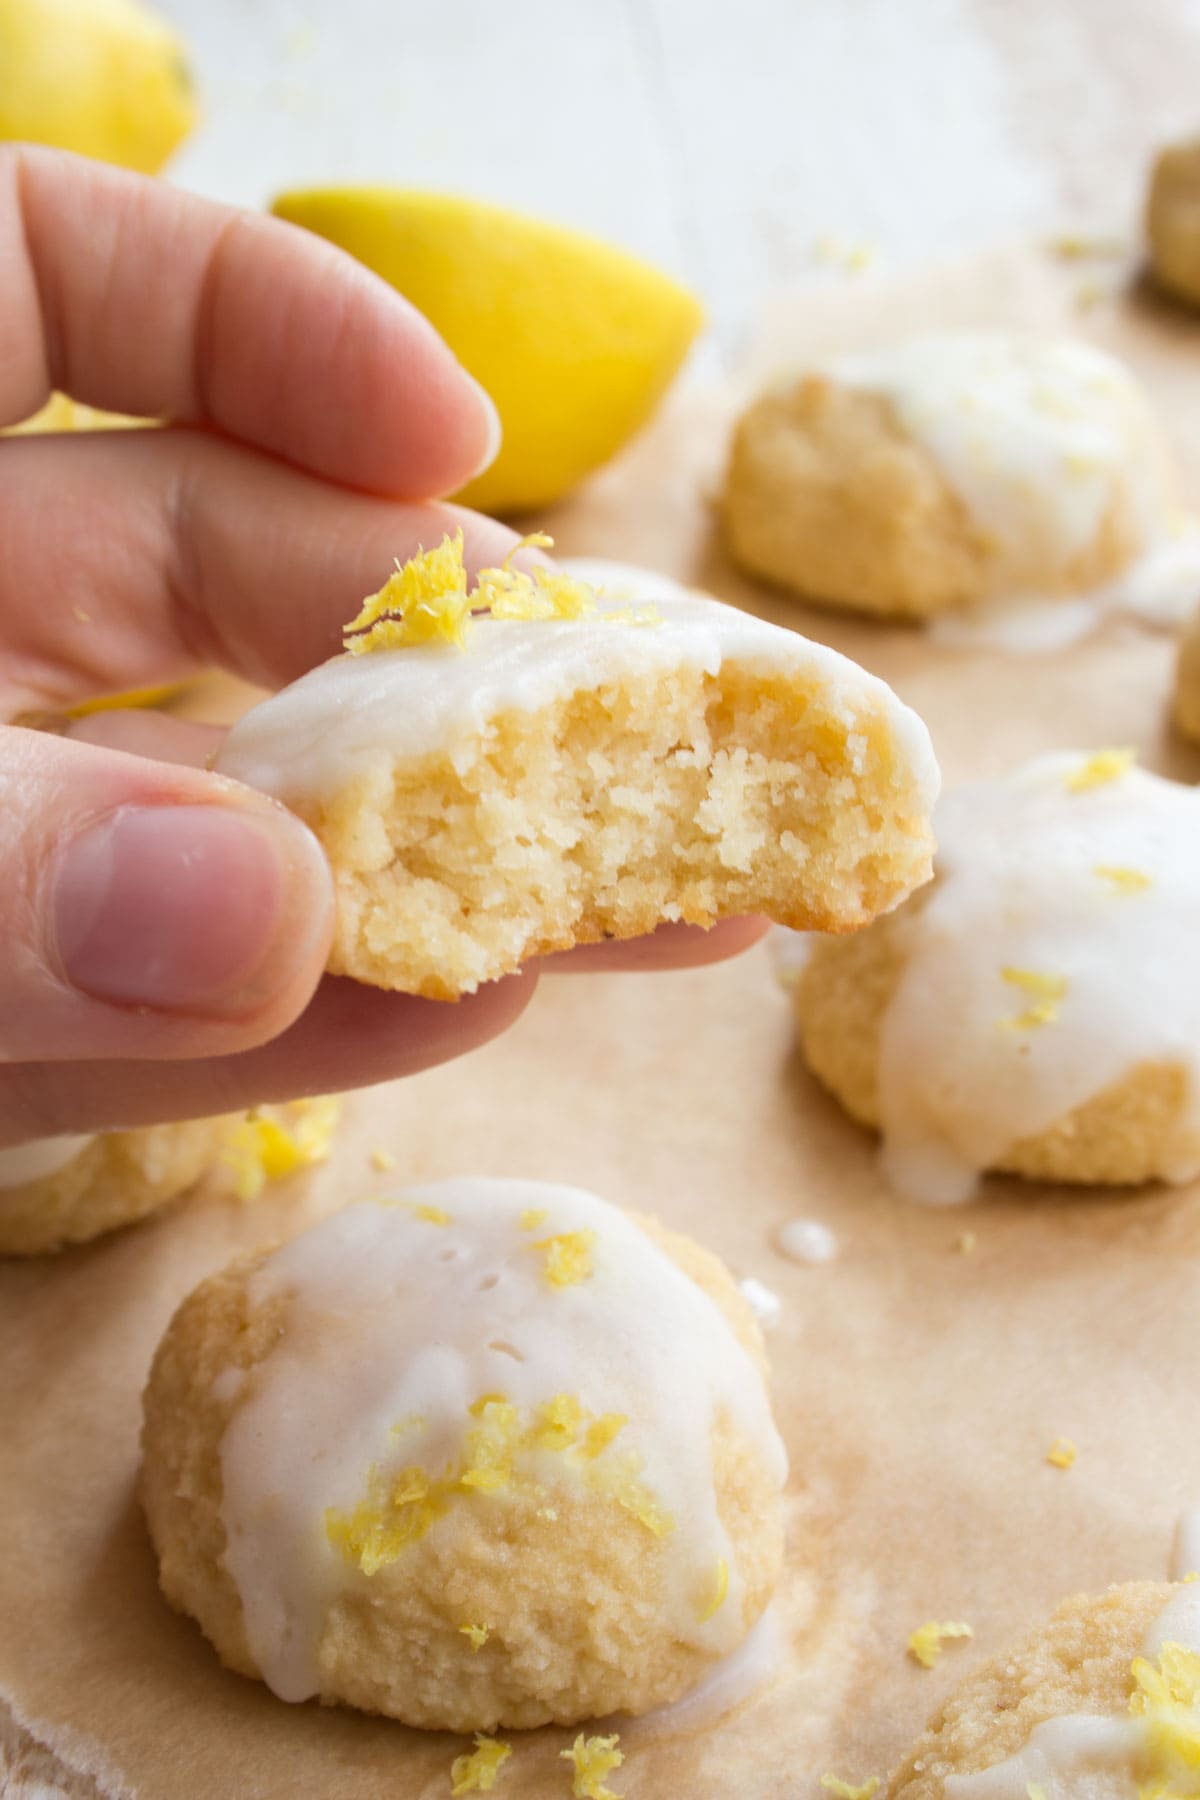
top-left (0, 146), bottom-right (498, 498)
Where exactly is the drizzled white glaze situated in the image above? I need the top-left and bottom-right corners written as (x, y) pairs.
top-left (0, 1135), bottom-right (94, 1189)
top-left (629, 1601), bottom-right (784, 1739)
top-left (831, 333), bottom-right (1199, 645)
top-left (873, 753), bottom-right (1200, 1205)
top-left (775, 1219), bottom-right (838, 1264)
top-left (214, 592), bottom-right (939, 804)
top-left (217, 1181), bottom-right (788, 1705)
top-left (945, 1582), bottom-right (1200, 1799)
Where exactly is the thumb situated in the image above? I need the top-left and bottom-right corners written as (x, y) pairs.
top-left (0, 726), bottom-right (334, 1062)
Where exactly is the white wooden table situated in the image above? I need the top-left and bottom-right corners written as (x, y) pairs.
top-left (164, 0), bottom-right (1200, 356)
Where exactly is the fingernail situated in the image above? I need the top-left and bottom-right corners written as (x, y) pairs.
top-left (465, 376), bottom-right (503, 479)
top-left (53, 805), bottom-right (332, 1015)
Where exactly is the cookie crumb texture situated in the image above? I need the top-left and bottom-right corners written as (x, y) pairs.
top-left (889, 1582), bottom-right (1171, 1798)
top-left (140, 1183), bottom-right (786, 1732)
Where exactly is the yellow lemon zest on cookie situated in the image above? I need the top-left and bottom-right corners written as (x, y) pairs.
top-left (820, 1776), bottom-right (880, 1800)
top-left (999, 967), bottom-right (1069, 1032)
top-left (459, 1621), bottom-right (490, 1651)
top-left (528, 1393), bottom-right (585, 1453)
top-left (519, 1207), bottom-right (549, 1232)
top-left (561, 1733), bottom-right (624, 1799)
top-left (324, 1463), bottom-right (448, 1574)
top-left (908, 1620), bottom-right (974, 1669)
top-left (221, 1097), bottom-right (340, 1200)
top-left (590, 1447), bottom-right (674, 1538)
top-left (411, 1202), bottom-right (454, 1226)
top-left (460, 1397), bottom-right (521, 1493)
top-left (1095, 864), bottom-right (1154, 893)
top-left (474, 533), bottom-right (597, 622)
top-left (579, 1413), bottom-right (628, 1461)
top-left (531, 1229), bottom-right (596, 1288)
top-left (344, 531), bottom-right (472, 652)
top-left (450, 1734), bottom-right (512, 1794)
top-left (1047, 1436), bottom-right (1077, 1469)
top-left (1066, 747), bottom-right (1136, 792)
top-left (697, 1556), bottom-right (729, 1623)
top-left (1129, 1641), bottom-right (1200, 1797)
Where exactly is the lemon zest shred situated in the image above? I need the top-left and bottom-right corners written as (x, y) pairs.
top-left (1095, 864), bottom-right (1153, 894)
top-left (519, 1207), bottom-right (549, 1232)
top-left (999, 967), bottom-right (1069, 1032)
top-left (411, 1202), bottom-right (453, 1226)
top-left (578, 1413), bottom-right (627, 1461)
top-left (459, 1398), bottom-right (520, 1493)
top-left (1065, 747), bottom-right (1136, 792)
top-left (450, 1734), bottom-right (512, 1794)
top-left (459, 1622), bottom-right (490, 1651)
top-left (1129, 1640), bottom-right (1200, 1797)
top-left (820, 1776), bottom-right (881, 1800)
top-left (697, 1556), bottom-right (729, 1623)
top-left (221, 1097), bottom-right (340, 1200)
top-left (561, 1733), bottom-right (624, 1799)
top-left (908, 1620), bottom-right (974, 1669)
top-left (527, 1394), bottom-right (584, 1453)
top-left (531, 1229), bottom-right (596, 1289)
top-left (343, 532), bottom-right (471, 652)
top-left (1046, 1436), bottom-right (1077, 1469)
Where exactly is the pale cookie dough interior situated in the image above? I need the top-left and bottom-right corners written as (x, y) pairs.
top-left (216, 545), bottom-right (939, 1000)
top-left (794, 750), bottom-right (1200, 1204)
top-left (0, 1100), bottom-right (341, 1257)
top-left (890, 1579), bottom-right (1200, 1800)
top-left (723, 332), bottom-right (1200, 647)
top-left (1147, 136), bottom-right (1200, 308)
top-left (140, 1180), bottom-right (787, 1733)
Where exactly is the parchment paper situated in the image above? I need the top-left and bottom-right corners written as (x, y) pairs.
top-left (5, 244), bottom-right (1200, 1800)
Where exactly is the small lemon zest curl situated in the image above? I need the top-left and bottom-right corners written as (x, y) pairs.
top-left (820, 1776), bottom-right (880, 1800)
top-left (561, 1733), bottom-right (624, 1799)
top-left (459, 1621), bottom-right (489, 1651)
top-left (697, 1556), bottom-right (729, 1623)
top-left (999, 967), bottom-right (1069, 1032)
top-left (1129, 1640), bottom-right (1200, 1798)
top-left (1046, 1436), bottom-right (1077, 1469)
top-left (1095, 864), bottom-right (1153, 894)
top-left (343, 531), bottom-right (658, 653)
top-left (519, 1207), bottom-right (549, 1232)
top-left (450, 1734), bottom-right (512, 1794)
top-left (531, 1229), bottom-right (596, 1289)
top-left (1066, 747), bottom-right (1137, 792)
top-left (908, 1620), bottom-right (973, 1669)
top-left (221, 1097), bottom-right (340, 1200)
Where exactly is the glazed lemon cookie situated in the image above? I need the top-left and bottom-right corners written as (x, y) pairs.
top-left (215, 535), bottom-right (938, 1000)
top-left (724, 333), bottom-right (1200, 646)
top-left (890, 1578), bottom-right (1200, 1798)
top-left (793, 750), bottom-right (1200, 1204)
top-left (140, 1179), bottom-right (787, 1731)
top-left (1148, 136), bottom-right (1200, 308)
top-left (0, 1099), bottom-right (340, 1256)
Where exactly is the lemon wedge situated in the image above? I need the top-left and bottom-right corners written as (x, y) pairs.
top-left (0, 0), bottom-right (197, 174)
top-left (270, 187), bottom-right (704, 515)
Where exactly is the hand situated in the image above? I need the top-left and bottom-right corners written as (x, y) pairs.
top-left (0, 149), bottom-right (766, 1144)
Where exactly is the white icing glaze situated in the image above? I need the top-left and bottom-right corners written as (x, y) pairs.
top-left (628, 1600), bottom-right (783, 1739)
top-left (738, 1276), bottom-right (783, 1327)
top-left (214, 592), bottom-right (939, 805)
top-left (217, 1181), bottom-right (788, 1705)
top-left (0, 1134), bottom-right (94, 1188)
top-left (775, 1219), bottom-right (838, 1265)
top-left (946, 1582), bottom-right (1200, 1799)
top-left (831, 333), bottom-right (1197, 644)
top-left (1172, 1508), bottom-right (1200, 1580)
top-left (872, 753), bottom-right (1200, 1205)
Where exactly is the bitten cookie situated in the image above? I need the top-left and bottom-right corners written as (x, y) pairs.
top-left (724, 333), bottom-right (1199, 638)
top-left (215, 536), bottom-right (938, 999)
top-left (890, 1579), bottom-right (1200, 1799)
top-left (1148, 136), bottom-right (1200, 307)
top-left (0, 1099), bottom-right (339, 1256)
top-left (793, 750), bottom-right (1200, 1204)
top-left (141, 1179), bottom-right (788, 1732)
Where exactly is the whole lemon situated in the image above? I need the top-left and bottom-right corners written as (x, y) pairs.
top-left (271, 188), bottom-right (704, 516)
top-left (0, 0), bottom-right (197, 174)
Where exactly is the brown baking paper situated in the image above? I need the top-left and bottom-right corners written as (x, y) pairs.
top-left (5, 245), bottom-right (1200, 1800)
